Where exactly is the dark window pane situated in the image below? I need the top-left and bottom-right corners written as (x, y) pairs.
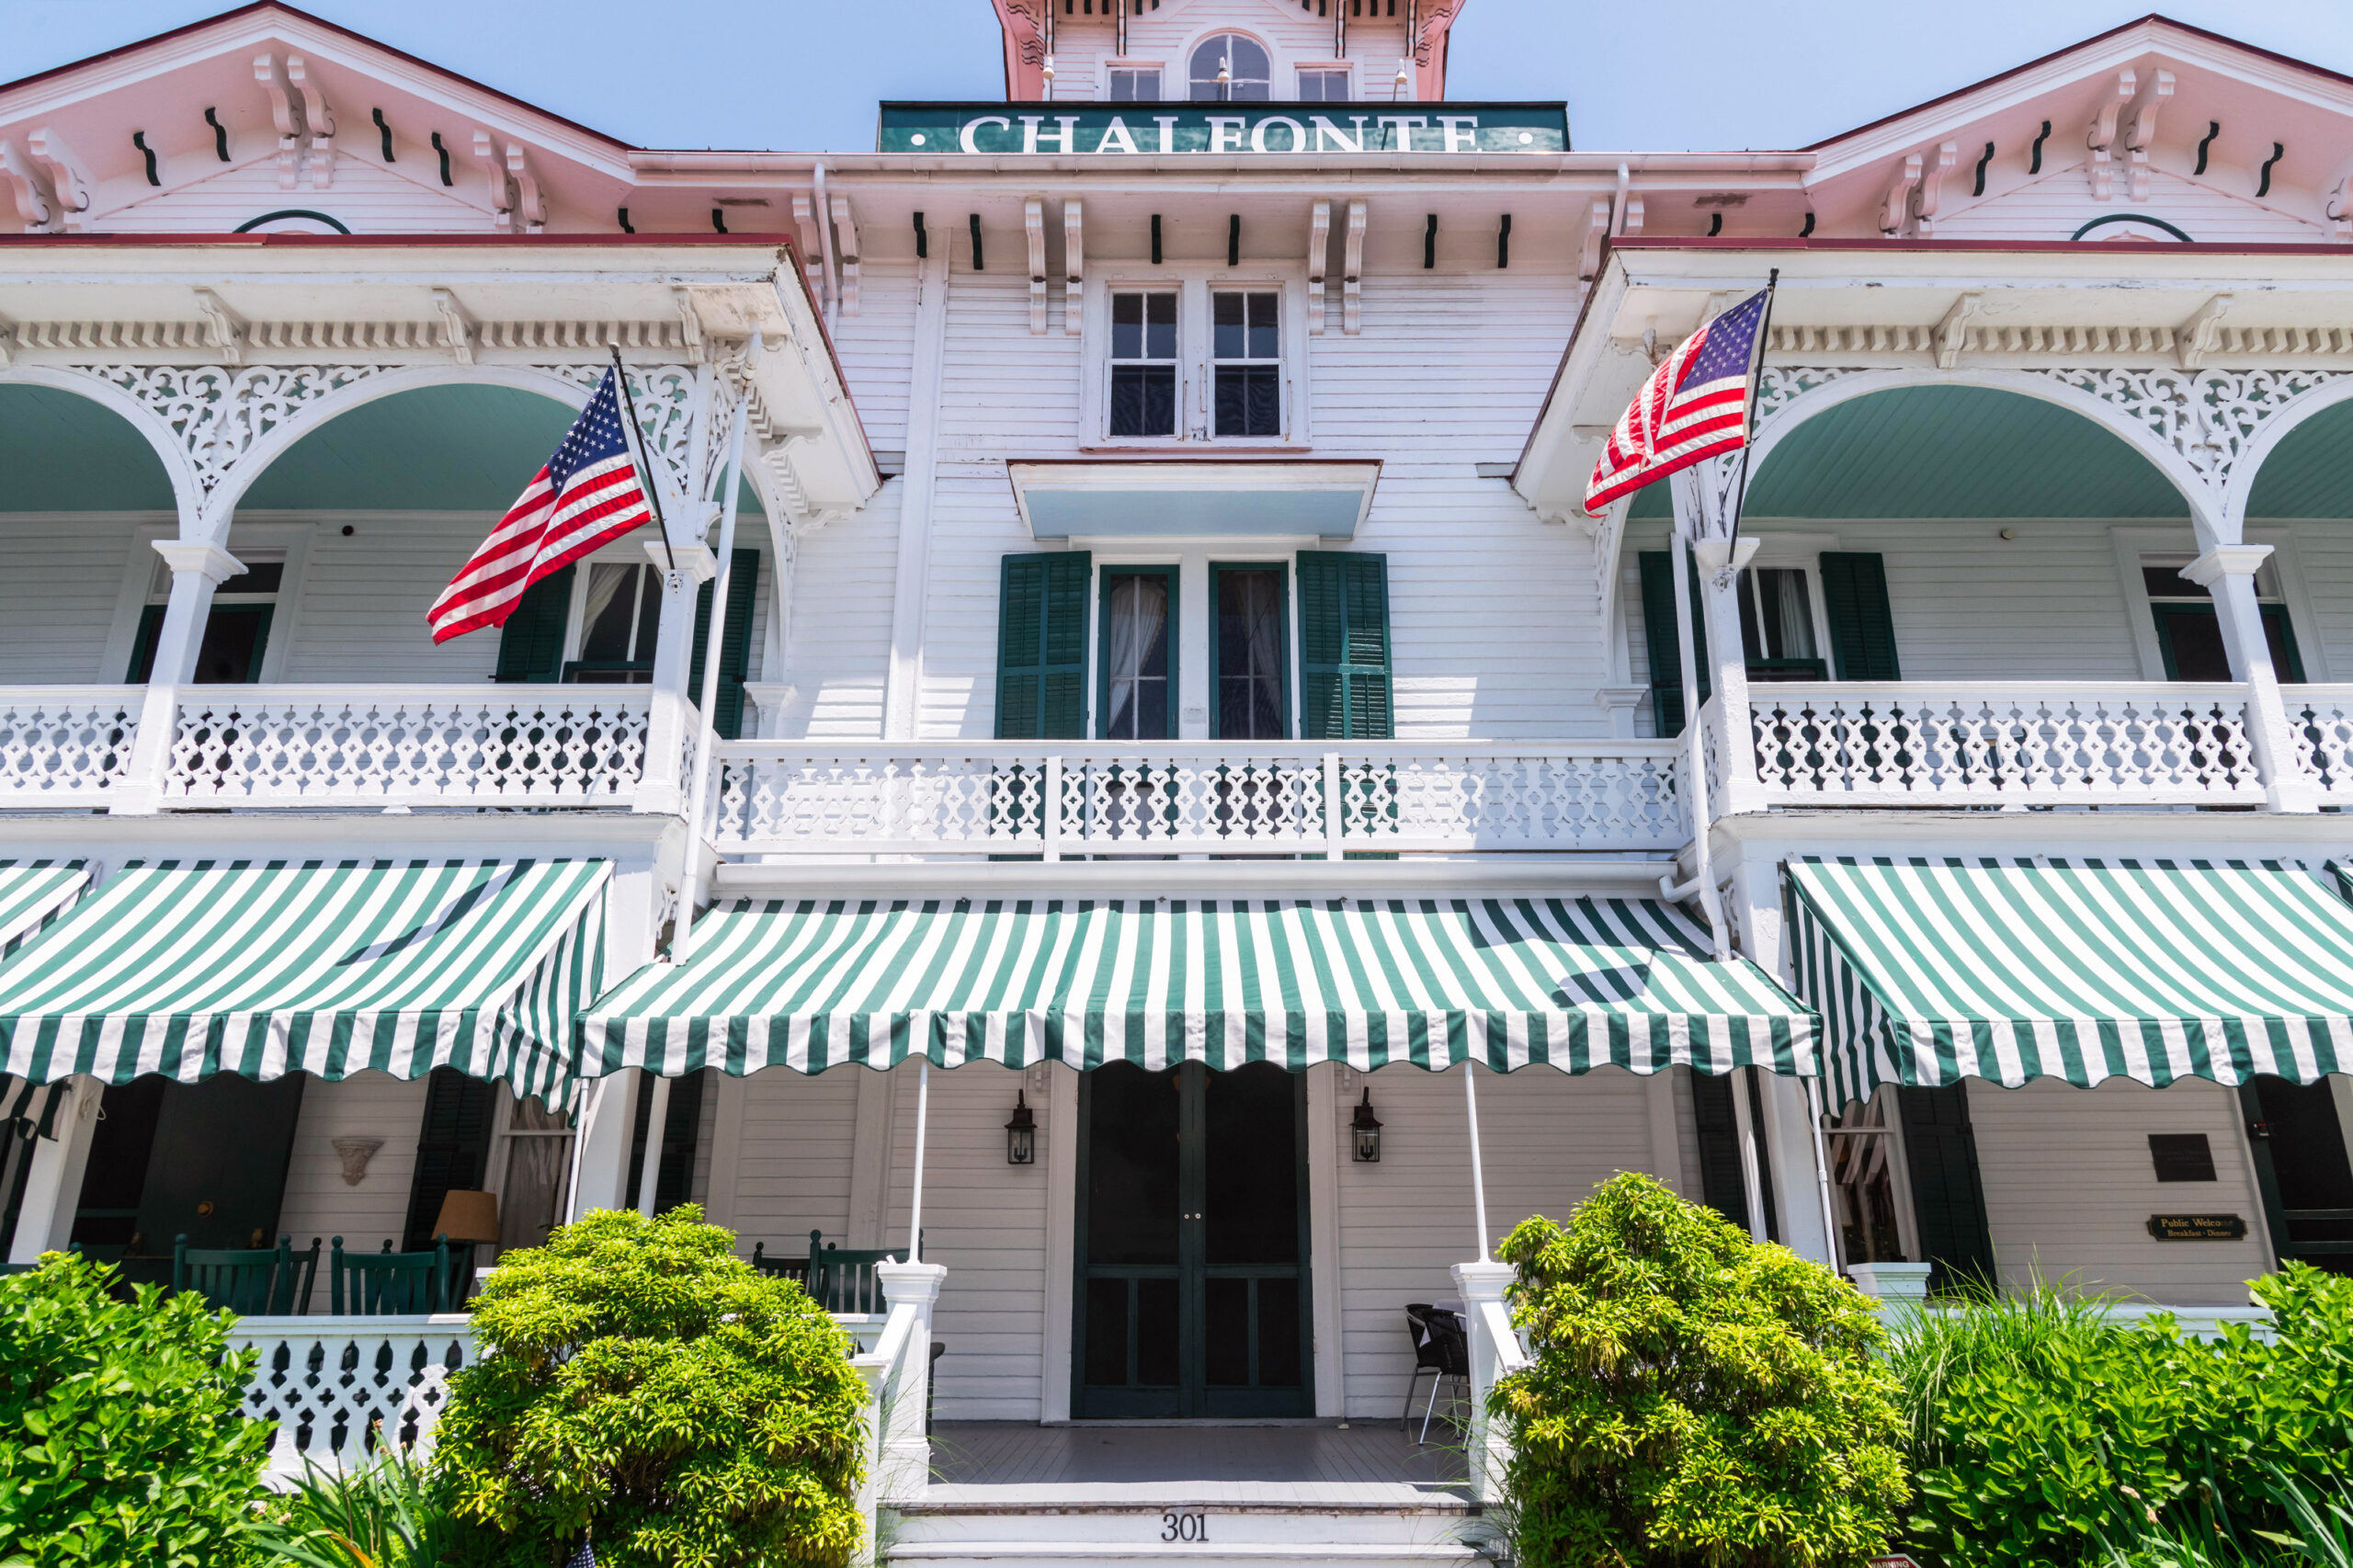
top-left (1111, 366), bottom-right (1176, 437)
top-left (581, 563), bottom-right (641, 663)
top-left (1247, 292), bottom-right (1279, 358)
top-left (1205, 1278), bottom-right (1250, 1385)
top-left (217, 562), bottom-right (284, 595)
top-left (1085, 1278), bottom-right (1131, 1385)
top-left (1215, 367), bottom-right (1280, 437)
top-left (2158, 607), bottom-right (2233, 682)
top-left (1112, 293), bottom-right (1142, 359)
top-left (1230, 81), bottom-right (1270, 101)
top-left (2144, 564), bottom-right (2201, 599)
top-left (193, 608), bottom-right (267, 684)
top-left (1257, 1277), bottom-right (1302, 1386)
top-left (1252, 678), bottom-right (1282, 738)
top-left (1218, 569), bottom-right (1285, 740)
top-left (1205, 1063), bottom-right (1300, 1265)
top-left (2255, 1076), bottom-right (2353, 1210)
top-left (1086, 1063), bottom-right (1179, 1264)
top-left (1213, 292), bottom-right (1245, 358)
top-left (2265, 606), bottom-right (2304, 682)
top-left (1135, 1278), bottom-right (1180, 1386)
top-left (632, 563), bottom-right (664, 663)
top-left (1132, 678), bottom-right (1167, 739)
top-left (1146, 293), bottom-right (1177, 358)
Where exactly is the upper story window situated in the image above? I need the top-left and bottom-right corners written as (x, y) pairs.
top-left (1109, 290), bottom-right (1180, 438)
top-left (1108, 66), bottom-right (1162, 101)
top-left (1735, 567), bottom-right (1826, 679)
top-left (1296, 69), bottom-right (1349, 101)
top-left (2141, 553), bottom-right (2304, 682)
top-left (1212, 291), bottom-right (1280, 438)
top-left (570, 560), bottom-right (665, 683)
top-left (1189, 35), bottom-right (1271, 100)
top-left (129, 551), bottom-right (284, 684)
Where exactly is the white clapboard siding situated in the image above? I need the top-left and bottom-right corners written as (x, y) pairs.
top-left (718, 1065), bottom-right (863, 1261)
top-left (769, 481), bottom-right (900, 738)
top-left (1966, 1077), bottom-right (2273, 1306)
top-left (1045, 1), bottom-right (1415, 101)
top-left (2283, 521), bottom-right (2353, 682)
top-left (879, 1061), bottom-right (1051, 1422)
top-left (278, 512), bottom-right (504, 683)
top-left (1934, 166), bottom-right (2327, 244)
top-left (1334, 1063), bottom-right (1677, 1419)
top-left (829, 262), bottom-right (921, 451)
top-left (0, 511), bottom-right (149, 681)
top-left (95, 151), bottom-right (495, 234)
top-left (275, 1072), bottom-right (431, 1312)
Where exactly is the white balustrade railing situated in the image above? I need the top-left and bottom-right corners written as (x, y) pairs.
top-left (0, 687), bottom-right (139, 801)
top-left (159, 686), bottom-right (654, 806)
top-left (1744, 682), bottom-right (2268, 806)
top-left (709, 741), bottom-right (1688, 855)
top-left (227, 1314), bottom-right (474, 1484)
top-left (2286, 685), bottom-right (2353, 801)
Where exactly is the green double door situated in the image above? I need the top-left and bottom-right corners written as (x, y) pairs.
top-left (1073, 1062), bottom-right (1313, 1418)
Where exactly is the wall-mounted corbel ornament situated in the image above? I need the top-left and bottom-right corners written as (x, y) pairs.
top-left (256, 52), bottom-right (335, 191)
top-left (1063, 199), bottom-right (1084, 336)
top-left (26, 128), bottom-right (92, 230)
top-left (1307, 199), bottom-right (1330, 335)
top-left (1879, 152), bottom-right (1923, 236)
top-left (2087, 69), bottom-right (2135, 201)
top-left (2125, 70), bottom-right (2174, 203)
top-left (830, 192), bottom-right (862, 316)
top-left (1025, 196), bottom-right (1048, 335)
top-left (1342, 198), bottom-right (1368, 335)
top-left (1912, 142), bottom-right (1961, 236)
top-left (332, 1136), bottom-right (384, 1186)
top-left (472, 130), bottom-right (542, 233)
top-left (0, 139), bottom-right (57, 233)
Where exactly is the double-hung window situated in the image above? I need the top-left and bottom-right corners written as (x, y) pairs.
top-left (568, 560), bottom-right (664, 683)
top-left (1733, 566), bottom-right (1827, 680)
top-left (1108, 65), bottom-right (1162, 100)
top-left (1109, 291), bottom-right (1180, 438)
top-left (1296, 68), bottom-right (1349, 100)
top-left (2142, 553), bottom-right (2305, 681)
top-left (1212, 291), bottom-right (1281, 438)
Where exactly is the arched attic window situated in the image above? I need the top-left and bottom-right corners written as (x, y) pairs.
top-left (1189, 35), bottom-right (1271, 100)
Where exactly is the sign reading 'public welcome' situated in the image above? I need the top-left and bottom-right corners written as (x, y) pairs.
top-left (878, 102), bottom-right (1568, 156)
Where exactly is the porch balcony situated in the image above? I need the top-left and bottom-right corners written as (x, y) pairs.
top-left (1710, 680), bottom-right (2353, 810)
top-left (0, 683), bottom-right (670, 812)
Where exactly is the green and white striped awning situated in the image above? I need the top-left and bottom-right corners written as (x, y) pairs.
top-left (0, 860), bottom-right (90, 957)
top-left (1789, 858), bottom-right (2353, 1109)
top-left (580, 896), bottom-right (1816, 1078)
top-left (0, 859), bottom-right (607, 1108)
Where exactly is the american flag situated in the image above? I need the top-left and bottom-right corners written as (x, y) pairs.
top-left (563, 1543), bottom-right (597, 1568)
top-left (1583, 287), bottom-right (1772, 516)
top-left (427, 368), bottom-right (653, 643)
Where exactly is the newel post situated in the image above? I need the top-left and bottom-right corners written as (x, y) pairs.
top-left (871, 1260), bottom-right (946, 1503)
top-left (2184, 545), bottom-right (2319, 812)
top-left (634, 541), bottom-right (718, 817)
top-left (1450, 1257), bottom-right (1518, 1505)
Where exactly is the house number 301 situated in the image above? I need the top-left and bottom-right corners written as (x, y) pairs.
top-left (1161, 1513), bottom-right (1209, 1542)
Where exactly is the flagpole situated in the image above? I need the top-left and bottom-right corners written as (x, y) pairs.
top-left (610, 345), bottom-right (679, 574)
top-left (671, 334), bottom-right (759, 965)
top-left (1722, 267), bottom-right (1780, 555)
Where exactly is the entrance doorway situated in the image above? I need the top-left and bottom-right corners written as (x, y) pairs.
top-left (1072, 1062), bottom-right (1313, 1418)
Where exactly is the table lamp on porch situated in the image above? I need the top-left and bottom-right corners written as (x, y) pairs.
top-left (431, 1190), bottom-right (500, 1294)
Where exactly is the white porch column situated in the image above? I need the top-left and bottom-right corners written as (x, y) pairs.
top-left (7, 1075), bottom-right (101, 1264)
top-left (1450, 1258), bottom-right (1517, 1504)
top-left (870, 1259), bottom-right (946, 1500)
top-left (109, 540), bottom-right (243, 816)
top-left (566, 1074), bottom-right (642, 1219)
top-left (2184, 545), bottom-right (2319, 812)
top-left (633, 543), bottom-right (718, 819)
top-left (1667, 469), bottom-right (1764, 814)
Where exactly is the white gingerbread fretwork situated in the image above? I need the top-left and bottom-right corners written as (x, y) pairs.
top-left (540, 362), bottom-right (701, 502)
top-left (2025, 365), bottom-right (2353, 488)
top-left (79, 363), bottom-right (396, 498)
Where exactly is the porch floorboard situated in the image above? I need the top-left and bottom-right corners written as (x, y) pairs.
top-left (924, 1422), bottom-right (1472, 1505)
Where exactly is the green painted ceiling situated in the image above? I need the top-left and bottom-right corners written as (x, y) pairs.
top-left (2246, 400), bottom-right (2353, 518)
top-left (2, 382), bottom-right (761, 514)
top-left (1628, 385), bottom-right (2193, 520)
top-left (0, 385), bottom-right (176, 510)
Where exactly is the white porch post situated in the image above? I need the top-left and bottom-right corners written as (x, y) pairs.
top-left (870, 1259), bottom-right (945, 1502)
top-left (632, 1073), bottom-right (673, 1217)
top-left (7, 1075), bottom-right (101, 1264)
top-left (110, 540), bottom-right (243, 815)
top-left (566, 1074), bottom-right (641, 1220)
top-left (1452, 1061), bottom-right (1515, 1503)
top-left (2184, 544), bottom-right (2319, 812)
top-left (634, 550), bottom-right (716, 819)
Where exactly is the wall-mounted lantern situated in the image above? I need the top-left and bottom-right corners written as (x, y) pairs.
top-left (1350, 1088), bottom-right (1383, 1163)
top-left (1006, 1091), bottom-right (1037, 1165)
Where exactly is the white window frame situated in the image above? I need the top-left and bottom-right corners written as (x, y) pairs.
top-left (2110, 525), bottom-right (2328, 682)
top-left (1728, 532), bottom-right (1836, 676)
top-left (1079, 269), bottom-right (1312, 450)
top-left (104, 520), bottom-right (315, 683)
top-left (1293, 61), bottom-right (1355, 101)
top-left (563, 533), bottom-right (672, 679)
top-left (1101, 58), bottom-right (1166, 102)
top-left (1180, 28), bottom-right (1278, 102)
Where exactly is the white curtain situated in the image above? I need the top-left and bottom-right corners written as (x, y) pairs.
top-left (1106, 576), bottom-right (1167, 738)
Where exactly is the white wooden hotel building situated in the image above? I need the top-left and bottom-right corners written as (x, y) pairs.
top-left (3, 0), bottom-right (2353, 1529)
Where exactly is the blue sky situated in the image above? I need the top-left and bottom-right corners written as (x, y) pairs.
top-left (9, 0), bottom-right (2353, 152)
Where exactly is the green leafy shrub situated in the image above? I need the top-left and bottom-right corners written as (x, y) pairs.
top-left (1492, 1172), bottom-right (1908, 1568)
top-left (433, 1204), bottom-right (870, 1568)
top-left (0, 1249), bottom-right (270, 1568)
top-left (1888, 1266), bottom-right (2353, 1568)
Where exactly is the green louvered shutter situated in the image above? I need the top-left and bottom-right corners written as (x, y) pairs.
top-left (1688, 1071), bottom-right (1751, 1230)
top-left (996, 552), bottom-right (1091, 739)
top-left (493, 565), bottom-right (575, 684)
top-left (403, 1067), bottom-right (496, 1251)
top-left (1637, 551), bottom-right (1711, 737)
top-left (1300, 552), bottom-right (1392, 740)
top-left (688, 550), bottom-right (762, 740)
top-left (1820, 552), bottom-right (1902, 680)
top-left (1896, 1085), bottom-right (1995, 1294)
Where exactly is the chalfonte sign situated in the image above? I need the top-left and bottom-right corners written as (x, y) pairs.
top-left (877, 102), bottom-right (1568, 155)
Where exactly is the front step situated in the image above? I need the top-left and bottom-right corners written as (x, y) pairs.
top-left (887, 1490), bottom-right (1495, 1568)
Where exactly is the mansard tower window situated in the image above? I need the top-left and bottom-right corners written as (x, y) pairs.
top-left (1296, 69), bottom-right (1349, 101)
top-left (1109, 290), bottom-right (1179, 437)
top-left (1189, 35), bottom-right (1270, 100)
top-left (1108, 66), bottom-right (1162, 100)
top-left (1212, 291), bottom-right (1280, 437)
